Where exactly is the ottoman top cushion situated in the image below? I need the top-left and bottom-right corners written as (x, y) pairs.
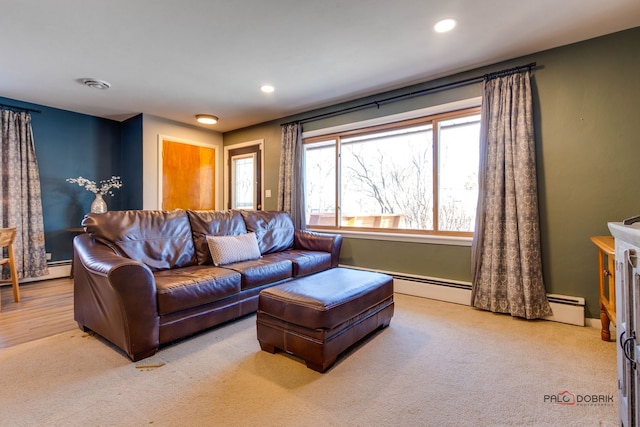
top-left (258, 267), bottom-right (393, 330)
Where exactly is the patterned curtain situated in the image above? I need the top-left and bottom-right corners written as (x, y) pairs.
top-left (277, 123), bottom-right (306, 229)
top-left (471, 70), bottom-right (552, 319)
top-left (0, 110), bottom-right (49, 279)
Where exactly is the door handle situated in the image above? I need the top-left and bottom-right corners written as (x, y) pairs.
top-left (621, 330), bottom-right (637, 370)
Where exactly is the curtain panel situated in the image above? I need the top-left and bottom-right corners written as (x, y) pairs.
top-left (277, 123), bottom-right (306, 229)
top-left (471, 70), bottom-right (552, 319)
top-left (0, 110), bottom-right (49, 279)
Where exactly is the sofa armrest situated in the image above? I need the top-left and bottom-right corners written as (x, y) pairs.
top-left (73, 233), bottom-right (160, 361)
top-left (294, 230), bottom-right (343, 268)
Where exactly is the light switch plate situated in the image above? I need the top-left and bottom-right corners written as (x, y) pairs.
top-left (265, 189), bottom-right (272, 198)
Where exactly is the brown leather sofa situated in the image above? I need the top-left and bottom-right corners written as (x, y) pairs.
top-left (73, 209), bottom-right (342, 361)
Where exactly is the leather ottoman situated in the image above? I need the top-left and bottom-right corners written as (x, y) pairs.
top-left (256, 267), bottom-right (394, 372)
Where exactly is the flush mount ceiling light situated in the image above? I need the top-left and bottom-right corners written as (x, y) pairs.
top-left (260, 85), bottom-right (275, 93)
top-left (196, 114), bottom-right (218, 125)
top-left (434, 18), bottom-right (456, 33)
top-left (82, 79), bottom-right (111, 90)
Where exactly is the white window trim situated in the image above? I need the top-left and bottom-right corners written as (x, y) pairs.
top-left (303, 97), bottom-right (481, 246)
top-left (307, 227), bottom-right (473, 246)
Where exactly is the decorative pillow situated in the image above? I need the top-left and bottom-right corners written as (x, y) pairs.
top-left (206, 232), bottom-right (261, 266)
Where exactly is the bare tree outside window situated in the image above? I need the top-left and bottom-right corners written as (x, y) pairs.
top-left (341, 126), bottom-right (433, 229)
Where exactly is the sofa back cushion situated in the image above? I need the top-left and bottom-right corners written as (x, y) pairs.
top-left (187, 210), bottom-right (247, 265)
top-left (240, 210), bottom-right (294, 254)
top-left (82, 209), bottom-right (196, 271)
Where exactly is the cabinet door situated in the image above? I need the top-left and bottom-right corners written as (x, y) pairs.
top-left (617, 245), bottom-right (633, 427)
top-left (634, 267), bottom-right (640, 427)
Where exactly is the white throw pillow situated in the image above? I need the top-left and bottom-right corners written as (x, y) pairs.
top-left (206, 232), bottom-right (261, 266)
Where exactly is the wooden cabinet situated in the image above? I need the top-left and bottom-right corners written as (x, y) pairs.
top-left (591, 236), bottom-right (616, 341)
top-left (609, 222), bottom-right (640, 427)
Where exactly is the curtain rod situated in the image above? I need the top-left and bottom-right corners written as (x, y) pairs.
top-left (0, 103), bottom-right (42, 114)
top-left (281, 62), bottom-right (536, 126)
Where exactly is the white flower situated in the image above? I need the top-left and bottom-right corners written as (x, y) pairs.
top-left (66, 176), bottom-right (123, 196)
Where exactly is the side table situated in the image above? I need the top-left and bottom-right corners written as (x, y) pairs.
top-left (590, 235), bottom-right (616, 341)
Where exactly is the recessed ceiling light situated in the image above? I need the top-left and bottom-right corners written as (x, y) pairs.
top-left (434, 18), bottom-right (456, 33)
top-left (82, 79), bottom-right (111, 90)
top-left (196, 114), bottom-right (218, 125)
top-left (260, 85), bottom-right (275, 93)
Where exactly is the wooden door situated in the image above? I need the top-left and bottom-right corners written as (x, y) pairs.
top-left (162, 140), bottom-right (215, 210)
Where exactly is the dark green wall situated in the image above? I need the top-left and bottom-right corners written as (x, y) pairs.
top-left (533, 29), bottom-right (640, 319)
top-left (341, 239), bottom-right (472, 281)
top-left (225, 26), bottom-right (640, 318)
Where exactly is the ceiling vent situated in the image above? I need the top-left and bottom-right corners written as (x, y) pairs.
top-left (82, 79), bottom-right (111, 90)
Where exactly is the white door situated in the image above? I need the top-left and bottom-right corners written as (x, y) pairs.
top-left (231, 152), bottom-right (257, 209)
top-left (226, 143), bottom-right (262, 210)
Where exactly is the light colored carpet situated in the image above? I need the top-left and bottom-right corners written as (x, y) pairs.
top-left (0, 294), bottom-right (617, 427)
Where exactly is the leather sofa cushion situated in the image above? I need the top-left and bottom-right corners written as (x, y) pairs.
top-left (82, 209), bottom-right (196, 271)
top-left (187, 210), bottom-right (247, 265)
top-left (223, 257), bottom-right (293, 290)
top-left (154, 265), bottom-right (241, 315)
top-left (263, 251), bottom-right (332, 277)
top-left (240, 210), bottom-right (294, 254)
top-left (257, 268), bottom-right (393, 330)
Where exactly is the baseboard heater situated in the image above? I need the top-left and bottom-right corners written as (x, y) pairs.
top-left (18, 260), bottom-right (71, 284)
top-left (342, 265), bottom-right (586, 327)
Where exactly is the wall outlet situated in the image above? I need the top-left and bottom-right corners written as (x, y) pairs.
top-left (265, 189), bottom-right (272, 198)
top-left (45, 252), bottom-right (52, 260)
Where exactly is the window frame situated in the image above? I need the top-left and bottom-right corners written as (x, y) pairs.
top-left (303, 106), bottom-right (481, 240)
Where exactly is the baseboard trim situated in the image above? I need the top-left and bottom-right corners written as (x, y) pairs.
top-left (12, 261), bottom-right (71, 284)
top-left (341, 264), bottom-right (596, 327)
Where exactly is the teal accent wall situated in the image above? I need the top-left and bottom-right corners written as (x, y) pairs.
top-left (0, 97), bottom-right (142, 261)
top-left (120, 114), bottom-right (144, 210)
top-left (225, 27), bottom-right (640, 318)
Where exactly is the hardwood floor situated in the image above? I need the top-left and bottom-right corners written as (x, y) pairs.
top-left (0, 278), bottom-right (76, 348)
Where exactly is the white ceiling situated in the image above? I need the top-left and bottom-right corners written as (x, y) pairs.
top-left (1, 0), bottom-right (639, 133)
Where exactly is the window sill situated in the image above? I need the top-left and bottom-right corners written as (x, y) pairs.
top-left (307, 228), bottom-right (473, 247)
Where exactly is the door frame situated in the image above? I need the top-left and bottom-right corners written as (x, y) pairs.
top-left (223, 139), bottom-right (264, 210)
top-left (157, 134), bottom-right (219, 210)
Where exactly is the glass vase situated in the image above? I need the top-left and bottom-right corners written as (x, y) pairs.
top-left (90, 193), bottom-right (108, 213)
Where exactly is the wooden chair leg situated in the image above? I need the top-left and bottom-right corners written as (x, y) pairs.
top-left (10, 269), bottom-right (20, 302)
top-left (8, 245), bottom-right (19, 302)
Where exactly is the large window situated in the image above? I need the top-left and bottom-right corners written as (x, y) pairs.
top-left (304, 107), bottom-right (480, 235)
